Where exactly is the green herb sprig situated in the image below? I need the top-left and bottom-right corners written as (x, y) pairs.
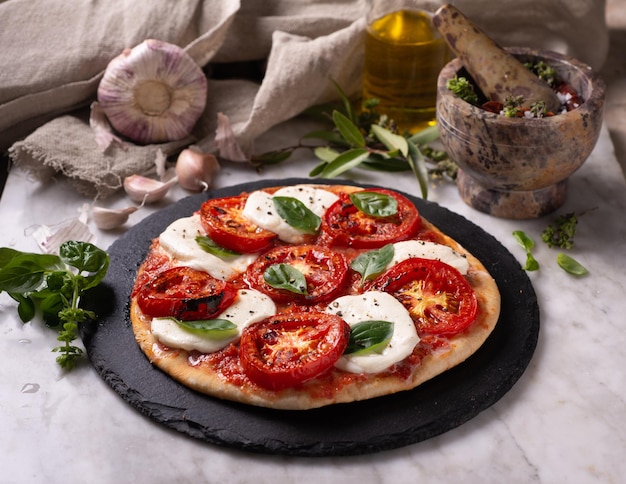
top-left (251, 80), bottom-right (457, 200)
top-left (446, 75), bottom-right (479, 105)
top-left (0, 241), bottom-right (110, 370)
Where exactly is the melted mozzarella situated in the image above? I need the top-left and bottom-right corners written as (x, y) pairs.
top-left (159, 214), bottom-right (258, 280)
top-left (389, 240), bottom-right (469, 274)
top-left (327, 291), bottom-right (420, 374)
top-left (242, 185), bottom-right (339, 244)
top-left (151, 289), bottom-right (277, 353)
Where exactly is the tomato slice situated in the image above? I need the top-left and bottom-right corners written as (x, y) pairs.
top-left (136, 266), bottom-right (237, 321)
top-left (371, 258), bottom-right (478, 335)
top-left (199, 195), bottom-right (277, 253)
top-left (239, 312), bottom-right (350, 390)
top-left (321, 188), bottom-right (420, 249)
top-left (244, 244), bottom-right (348, 304)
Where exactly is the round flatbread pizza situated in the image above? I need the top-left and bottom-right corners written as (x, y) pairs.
top-left (129, 183), bottom-right (501, 410)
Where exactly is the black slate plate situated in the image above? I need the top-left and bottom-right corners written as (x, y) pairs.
top-left (81, 178), bottom-right (539, 457)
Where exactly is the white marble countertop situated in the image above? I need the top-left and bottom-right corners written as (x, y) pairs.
top-left (1, 119), bottom-right (625, 483)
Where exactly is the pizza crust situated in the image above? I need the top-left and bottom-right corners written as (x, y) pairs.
top-left (130, 185), bottom-right (501, 410)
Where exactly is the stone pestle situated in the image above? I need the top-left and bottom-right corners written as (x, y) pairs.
top-left (432, 4), bottom-right (561, 113)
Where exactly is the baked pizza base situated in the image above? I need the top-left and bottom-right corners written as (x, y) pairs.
top-left (130, 185), bottom-right (501, 410)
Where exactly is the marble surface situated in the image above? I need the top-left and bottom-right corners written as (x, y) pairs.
top-left (1, 114), bottom-right (625, 483)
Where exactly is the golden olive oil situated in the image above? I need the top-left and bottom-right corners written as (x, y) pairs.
top-left (363, 9), bottom-right (451, 133)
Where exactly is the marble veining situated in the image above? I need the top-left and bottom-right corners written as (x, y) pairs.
top-left (0, 119), bottom-right (625, 483)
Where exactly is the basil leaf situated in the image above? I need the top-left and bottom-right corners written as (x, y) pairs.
top-left (272, 196), bottom-right (321, 234)
top-left (59, 241), bottom-right (110, 290)
top-left (196, 236), bottom-right (241, 258)
top-left (345, 320), bottom-right (394, 355)
top-left (513, 230), bottom-right (535, 252)
top-left (557, 253), bottom-right (589, 276)
top-left (371, 124), bottom-right (409, 157)
top-left (349, 191), bottom-right (398, 217)
top-left (264, 263), bottom-right (308, 295)
top-left (351, 244), bottom-right (394, 284)
top-left (332, 110), bottom-right (365, 148)
top-left (174, 318), bottom-right (239, 339)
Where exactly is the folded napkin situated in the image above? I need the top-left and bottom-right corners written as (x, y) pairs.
top-left (1, 0), bottom-right (608, 198)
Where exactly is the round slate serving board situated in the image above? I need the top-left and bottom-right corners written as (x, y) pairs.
top-left (80, 178), bottom-right (540, 457)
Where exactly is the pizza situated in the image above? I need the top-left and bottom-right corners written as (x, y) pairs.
top-left (129, 183), bottom-right (501, 410)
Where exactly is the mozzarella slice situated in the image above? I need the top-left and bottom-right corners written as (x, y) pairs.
top-left (389, 240), bottom-right (469, 274)
top-left (159, 214), bottom-right (258, 280)
top-left (242, 185), bottom-right (339, 244)
top-left (327, 291), bottom-right (420, 374)
top-left (151, 289), bottom-right (277, 353)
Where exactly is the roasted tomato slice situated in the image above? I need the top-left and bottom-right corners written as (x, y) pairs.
top-left (244, 244), bottom-right (348, 304)
top-left (371, 258), bottom-right (478, 335)
top-left (136, 266), bottom-right (237, 321)
top-left (239, 312), bottom-right (350, 391)
top-left (199, 195), bottom-right (277, 253)
top-left (321, 188), bottom-right (420, 249)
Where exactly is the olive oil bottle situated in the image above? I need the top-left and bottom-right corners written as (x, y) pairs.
top-left (363, 9), bottom-right (451, 133)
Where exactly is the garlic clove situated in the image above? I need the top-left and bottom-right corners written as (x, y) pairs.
top-left (89, 101), bottom-right (126, 152)
top-left (97, 39), bottom-right (208, 144)
top-left (215, 112), bottom-right (248, 162)
top-left (123, 174), bottom-right (178, 204)
top-left (91, 205), bottom-right (139, 230)
top-left (175, 147), bottom-right (220, 192)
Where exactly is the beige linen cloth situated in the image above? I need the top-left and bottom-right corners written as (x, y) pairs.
top-left (1, 0), bottom-right (608, 198)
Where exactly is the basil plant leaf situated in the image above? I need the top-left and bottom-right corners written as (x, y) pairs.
top-left (174, 318), bottom-right (239, 339)
top-left (513, 230), bottom-right (535, 251)
top-left (196, 236), bottom-right (241, 258)
top-left (344, 320), bottom-right (394, 355)
top-left (351, 244), bottom-right (394, 284)
top-left (557, 253), bottom-right (589, 276)
top-left (264, 263), bottom-right (308, 295)
top-left (349, 191), bottom-right (398, 217)
top-left (272, 196), bottom-right (321, 234)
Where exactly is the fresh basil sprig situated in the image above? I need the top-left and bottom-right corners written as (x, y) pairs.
top-left (351, 244), bottom-right (394, 285)
top-left (344, 320), bottom-right (394, 356)
top-left (0, 241), bottom-right (109, 370)
top-left (513, 230), bottom-right (540, 271)
top-left (196, 235), bottom-right (241, 258)
top-left (172, 317), bottom-right (239, 339)
top-left (350, 191), bottom-right (398, 218)
top-left (263, 263), bottom-right (308, 295)
top-left (272, 196), bottom-right (321, 234)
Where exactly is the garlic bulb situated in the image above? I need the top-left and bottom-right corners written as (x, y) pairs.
top-left (175, 147), bottom-right (220, 192)
top-left (97, 39), bottom-right (208, 144)
top-left (123, 174), bottom-right (178, 204)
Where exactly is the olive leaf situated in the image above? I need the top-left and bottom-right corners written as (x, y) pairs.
top-left (351, 244), bottom-right (394, 284)
top-left (315, 148), bottom-right (370, 178)
top-left (406, 139), bottom-right (430, 200)
top-left (174, 317), bottom-right (239, 339)
top-left (264, 263), bottom-right (308, 295)
top-left (196, 236), bottom-right (241, 258)
top-left (371, 124), bottom-right (408, 157)
top-left (344, 320), bottom-right (394, 355)
top-left (332, 110), bottom-right (366, 148)
top-left (556, 253), bottom-right (589, 276)
top-left (349, 191), bottom-right (398, 217)
top-left (272, 196), bottom-right (321, 234)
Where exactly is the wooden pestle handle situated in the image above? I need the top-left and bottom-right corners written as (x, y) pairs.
top-left (432, 4), bottom-right (561, 112)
